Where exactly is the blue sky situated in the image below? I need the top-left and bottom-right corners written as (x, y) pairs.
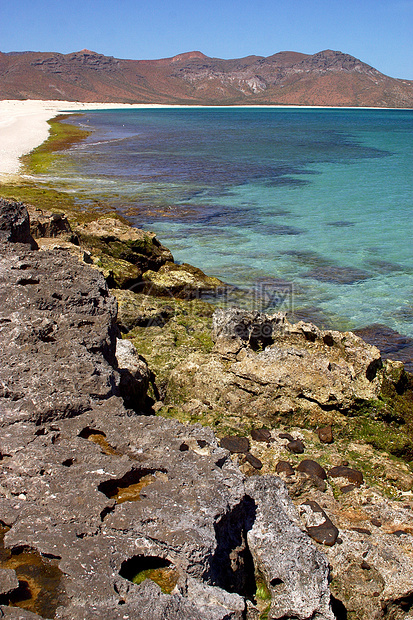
top-left (1, 0), bottom-right (412, 79)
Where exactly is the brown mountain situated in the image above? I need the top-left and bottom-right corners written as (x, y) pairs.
top-left (1, 48), bottom-right (413, 107)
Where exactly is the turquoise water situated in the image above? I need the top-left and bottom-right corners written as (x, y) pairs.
top-left (42, 108), bottom-right (413, 337)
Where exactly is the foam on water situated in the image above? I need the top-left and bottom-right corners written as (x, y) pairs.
top-left (35, 107), bottom-right (413, 337)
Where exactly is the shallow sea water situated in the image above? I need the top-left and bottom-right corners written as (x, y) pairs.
top-left (41, 107), bottom-right (413, 337)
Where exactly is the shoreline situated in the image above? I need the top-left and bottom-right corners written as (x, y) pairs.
top-left (0, 100), bottom-right (412, 366)
top-left (0, 100), bottom-right (185, 177)
top-left (1, 99), bottom-right (411, 177)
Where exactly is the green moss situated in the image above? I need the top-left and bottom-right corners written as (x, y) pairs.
top-left (0, 181), bottom-right (126, 226)
top-left (95, 255), bottom-right (142, 289)
top-left (131, 567), bottom-right (178, 594)
top-left (352, 417), bottom-right (413, 459)
top-left (255, 577), bottom-right (271, 601)
top-left (21, 115), bottom-right (91, 175)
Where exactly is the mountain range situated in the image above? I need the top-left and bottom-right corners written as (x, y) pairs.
top-left (1, 48), bottom-right (413, 107)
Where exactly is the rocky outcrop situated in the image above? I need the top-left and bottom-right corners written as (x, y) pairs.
top-left (141, 261), bottom-right (226, 299)
top-left (167, 307), bottom-right (401, 423)
top-left (0, 213), bottom-right (120, 425)
top-left (74, 217), bottom-right (173, 275)
top-left (27, 206), bottom-right (72, 240)
top-left (0, 202), bottom-right (336, 619)
top-left (2, 200), bottom-right (413, 620)
top-left (28, 209), bottom-right (222, 297)
top-left (0, 198), bottom-right (37, 247)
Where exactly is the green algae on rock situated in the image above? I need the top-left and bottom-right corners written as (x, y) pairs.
top-left (141, 261), bottom-right (226, 299)
top-left (20, 114), bottom-right (92, 176)
top-left (0, 526), bottom-right (65, 618)
top-left (74, 217), bottom-right (173, 271)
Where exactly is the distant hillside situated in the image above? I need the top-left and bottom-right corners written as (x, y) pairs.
top-left (1, 48), bottom-right (413, 107)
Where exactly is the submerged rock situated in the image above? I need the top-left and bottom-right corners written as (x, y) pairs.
top-left (355, 323), bottom-right (413, 373)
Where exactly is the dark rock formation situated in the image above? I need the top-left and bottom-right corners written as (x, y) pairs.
top-left (251, 428), bottom-right (272, 443)
top-left (275, 461), bottom-right (295, 476)
top-left (287, 439), bottom-right (305, 454)
top-left (318, 425), bottom-right (334, 444)
top-left (296, 460), bottom-right (327, 480)
top-left (0, 198), bottom-right (37, 247)
top-left (0, 201), bottom-right (335, 619)
top-left (328, 466), bottom-right (364, 487)
top-left (220, 436), bottom-right (250, 454)
top-left (0, 215), bottom-right (120, 425)
top-left (27, 206), bottom-right (72, 239)
top-left (300, 501), bottom-right (339, 547)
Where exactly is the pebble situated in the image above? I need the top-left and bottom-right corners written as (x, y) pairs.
top-left (301, 500), bottom-right (339, 546)
top-left (341, 484), bottom-right (355, 493)
top-left (275, 461), bottom-right (295, 476)
top-left (296, 459), bottom-right (327, 480)
top-left (245, 452), bottom-right (263, 469)
top-left (287, 439), bottom-right (305, 454)
top-left (220, 436), bottom-right (250, 454)
top-left (317, 425), bottom-right (334, 444)
top-left (251, 428), bottom-right (272, 442)
top-left (279, 432), bottom-right (294, 441)
top-left (328, 465), bottom-right (363, 487)
top-left (352, 527), bottom-right (371, 535)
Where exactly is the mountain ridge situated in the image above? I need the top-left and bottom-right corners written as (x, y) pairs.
top-left (1, 48), bottom-right (413, 107)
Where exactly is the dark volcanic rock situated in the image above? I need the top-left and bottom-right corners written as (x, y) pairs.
top-left (275, 461), bottom-right (295, 476)
top-left (296, 459), bottom-right (327, 480)
top-left (279, 432), bottom-right (294, 441)
top-left (287, 439), bottom-right (305, 454)
top-left (251, 427), bottom-right (272, 442)
top-left (328, 466), bottom-right (364, 487)
top-left (220, 436), bottom-right (250, 454)
top-left (318, 425), bottom-right (334, 444)
top-left (0, 202), bottom-right (334, 619)
top-left (0, 609), bottom-right (48, 619)
top-left (0, 198), bottom-right (36, 246)
top-left (0, 238), bottom-right (120, 424)
top-left (0, 568), bottom-right (19, 596)
top-left (300, 501), bottom-right (339, 547)
top-left (245, 453), bottom-right (263, 469)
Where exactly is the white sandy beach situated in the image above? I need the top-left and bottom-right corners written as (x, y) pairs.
top-left (0, 100), bottom-right (176, 178)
